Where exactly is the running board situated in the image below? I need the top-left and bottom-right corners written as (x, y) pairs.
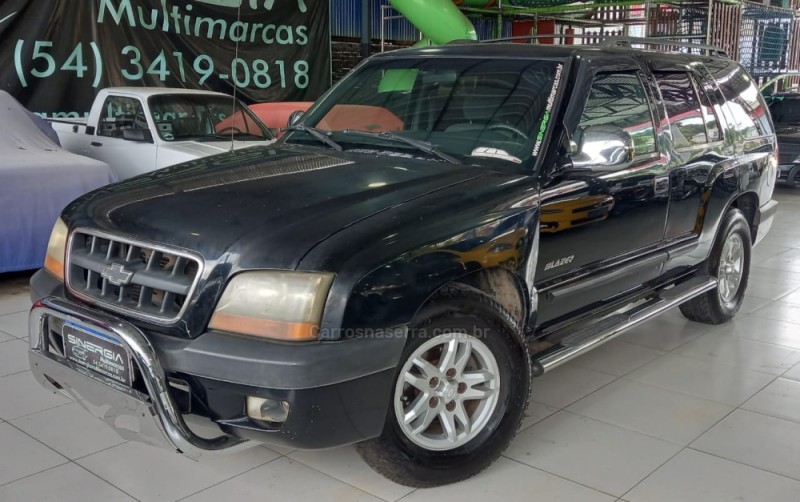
top-left (531, 276), bottom-right (717, 376)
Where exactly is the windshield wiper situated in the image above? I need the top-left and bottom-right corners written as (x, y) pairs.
top-left (284, 124), bottom-right (343, 151)
top-left (209, 133), bottom-right (268, 141)
top-left (340, 130), bottom-right (460, 164)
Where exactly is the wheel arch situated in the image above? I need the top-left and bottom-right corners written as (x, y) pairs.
top-left (729, 191), bottom-right (759, 244)
top-left (405, 268), bottom-right (532, 356)
top-left (698, 186), bottom-right (759, 265)
top-left (447, 267), bottom-right (530, 329)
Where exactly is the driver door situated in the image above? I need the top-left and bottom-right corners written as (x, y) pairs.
top-left (536, 67), bottom-right (670, 325)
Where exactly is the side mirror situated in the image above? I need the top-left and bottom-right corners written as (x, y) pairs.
top-left (571, 125), bottom-right (633, 169)
top-left (122, 128), bottom-right (153, 143)
top-left (287, 110), bottom-right (306, 127)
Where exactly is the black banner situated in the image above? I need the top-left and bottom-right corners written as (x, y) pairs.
top-left (0, 0), bottom-right (330, 118)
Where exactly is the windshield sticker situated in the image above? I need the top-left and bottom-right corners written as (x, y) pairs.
top-left (532, 63), bottom-right (564, 157)
top-left (471, 147), bottom-right (522, 164)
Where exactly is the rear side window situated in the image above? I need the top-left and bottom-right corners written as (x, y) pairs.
top-left (578, 72), bottom-right (657, 155)
top-left (735, 72), bottom-right (773, 137)
top-left (654, 72), bottom-right (707, 148)
top-left (715, 65), bottom-right (772, 138)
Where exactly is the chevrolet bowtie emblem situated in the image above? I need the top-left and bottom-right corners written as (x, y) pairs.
top-left (101, 263), bottom-right (134, 286)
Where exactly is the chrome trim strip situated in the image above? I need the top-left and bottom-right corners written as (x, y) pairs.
top-left (28, 296), bottom-right (248, 459)
top-left (65, 227), bottom-right (204, 326)
top-left (548, 251), bottom-right (667, 300)
top-left (534, 276), bottom-right (717, 375)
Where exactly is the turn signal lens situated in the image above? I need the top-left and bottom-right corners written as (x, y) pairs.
top-left (209, 271), bottom-right (334, 341)
top-left (44, 218), bottom-right (68, 281)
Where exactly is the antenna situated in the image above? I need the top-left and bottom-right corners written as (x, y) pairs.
top-left (230, 2), bottom-right (242, 152)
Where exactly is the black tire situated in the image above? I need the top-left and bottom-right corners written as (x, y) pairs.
top-left (787, 165), bottom-right (800, 187)
top-left (356, 283), bottom-right (531, 487)
top-left (679, 207), bottom-right (751, 324)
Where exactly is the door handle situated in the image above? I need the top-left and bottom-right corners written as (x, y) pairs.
top-left (654, 175), bottom-right (669, 195)
top-left (90, 141), bottom-right (102, 147)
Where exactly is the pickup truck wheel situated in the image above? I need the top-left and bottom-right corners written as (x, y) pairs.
top-left (356, 284), bottom-right (531, 487)
top-left (679, 208), bottom-right (751, 324)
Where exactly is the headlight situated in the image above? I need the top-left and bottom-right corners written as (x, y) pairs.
top-left (44, 218), bottom-right (68, 281)
top-left (209, 271), bottom-right (334, 341)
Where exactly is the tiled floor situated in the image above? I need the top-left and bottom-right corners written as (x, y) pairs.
top-left (1, 188), bottom-right (799, 501)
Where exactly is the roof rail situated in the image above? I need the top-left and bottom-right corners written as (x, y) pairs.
top-left (481, 34), bottom-right (729, 58)
top-left (481, 34), bottom-right (605, 44)
top-left (600, 37), bottom-right (729, 58)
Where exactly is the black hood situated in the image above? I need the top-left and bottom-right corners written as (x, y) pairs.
top-left (64, 145), bottom-right (488, 269)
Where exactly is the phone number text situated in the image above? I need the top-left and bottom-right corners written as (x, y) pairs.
top-left (14, 39), bottom-right (310, 90)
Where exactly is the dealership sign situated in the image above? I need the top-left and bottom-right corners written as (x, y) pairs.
top-left (0, 0), bottom-right (330, 117)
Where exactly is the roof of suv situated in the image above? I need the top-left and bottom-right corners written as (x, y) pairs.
top-left (372, 41), bottom-right (725, 64)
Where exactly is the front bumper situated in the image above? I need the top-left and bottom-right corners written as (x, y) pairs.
top-left (28, 293), bottom-right (405, 456)
top-left (29, 296), bottom-right (247, 459)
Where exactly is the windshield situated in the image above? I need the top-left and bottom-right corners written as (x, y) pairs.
top-left (148, 94), bottom-right (273, 142)
top-left (289, 57), bottom-right (564, 165)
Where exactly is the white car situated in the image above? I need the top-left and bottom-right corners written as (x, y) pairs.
top-left (50, 87), bottom-right (275, 179)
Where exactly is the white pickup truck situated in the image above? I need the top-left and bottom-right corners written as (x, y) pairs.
top-left (51, 87), bottom-right (275, 180)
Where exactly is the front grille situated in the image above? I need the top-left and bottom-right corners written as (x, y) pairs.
top-left (66, 229), bottom-right (202, 324)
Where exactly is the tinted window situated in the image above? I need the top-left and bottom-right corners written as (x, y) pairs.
top-left (713, 64), bottom-right (771, 138)
top-left (579, 73), bottom-right (656, 154)
top-left (767, 95), bottom-right (800, 125)
top-left (98, 96), bottom-right (146, 139)
top-left (298, 58), bottom-right (564, 165)
top-left (655, 72), bottom-right (707, 148)
top-left (693, 74), bottom-right (722, 141)
top-left (735, 69), bottom-right (773, 136)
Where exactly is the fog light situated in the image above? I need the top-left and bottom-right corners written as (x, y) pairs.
top-left (246, 396), bottom-right (290, 423)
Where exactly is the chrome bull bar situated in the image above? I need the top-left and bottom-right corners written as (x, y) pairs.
top-left (28, 296), bottom-right (249, 460)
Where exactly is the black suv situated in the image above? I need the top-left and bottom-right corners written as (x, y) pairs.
top-left (29, 38), bottom-right (778, 487)
top-left (765, 91), bottom-right (800, 186)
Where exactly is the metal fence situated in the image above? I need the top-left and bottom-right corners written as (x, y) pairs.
top-left (331, 0), bottom-right (800, 89)
top-left (738, 2), bottom-right (794, 80)
top-left (331, 0), bottom-right (509, 41)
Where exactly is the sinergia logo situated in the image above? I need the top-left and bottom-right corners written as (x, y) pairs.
top-left (67, 334), bottom-right (124, 364)
top-left (544, 255), bottom-right (575, 271)
top-left (70, 343), bottom-right (89, 362)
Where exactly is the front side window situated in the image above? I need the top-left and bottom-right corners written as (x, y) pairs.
top-left (148, 94), bottom-right (272, 142)
top-left (292, 58), bottom-right (565, 166)
top-left (98, 96), bottom-right (147, 139)
top-left (578, 72), bottom-right (657, 155)
top-left (655, 72), bottom-right (707, 148)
